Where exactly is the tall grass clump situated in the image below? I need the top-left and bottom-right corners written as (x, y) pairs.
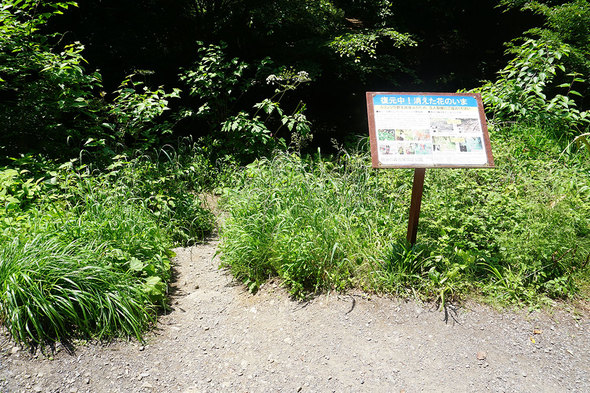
top-left (0, 142), bottom-right (218, 344)
top-left (101, 140), bottom-right (219, 245)
top-left (0, 235), bottom-right (155, 344)
top-left (0, 181), bottom-right (173, 344)
top-left (220, 151), bottom-right (408, 297)
top-left (220, 127), bottom-right (590, 305)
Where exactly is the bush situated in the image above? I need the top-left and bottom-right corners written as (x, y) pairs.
top-left (0, 144), bottom-right (217, 344)
top-left (219, 129), bottom-right (590, 304)
top-left (476, 37), bottom-right (589, 135)
top-left (0, 1), bottom-right (108, 159)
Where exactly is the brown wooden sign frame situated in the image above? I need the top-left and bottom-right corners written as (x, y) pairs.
top-left (366, 92), bottom-right (494, 244)
top-left (366, 92), bottom-right (494, 169)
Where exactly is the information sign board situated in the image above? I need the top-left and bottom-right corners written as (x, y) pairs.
top-left (366, 92), bottom-right (494, 168)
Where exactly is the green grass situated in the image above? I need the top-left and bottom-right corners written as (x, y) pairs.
top-left (0, 143), bottom-right (217, 345)
top-left (0, 235), bottom-right (156, 344)
top-left (103, 142), bottom-right (219, 246)
top-left (1, 124), bottom-right (587, 345)
top-left (220, 124), bottom-right (590, 305)
top-left (220, 152), bottom-right (392, 295)
top-left (0, 183), bottom-right (174, 344)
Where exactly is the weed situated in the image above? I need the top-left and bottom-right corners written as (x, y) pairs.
top-left (0, 141), bottom-right (218, 344)
top-left (220, 126), bottom-right (590, 305)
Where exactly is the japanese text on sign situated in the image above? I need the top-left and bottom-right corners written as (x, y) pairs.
top-left (366, 92), bottom-right (494, 168)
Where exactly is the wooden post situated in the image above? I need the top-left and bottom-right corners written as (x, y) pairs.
top-left (406, 168), bottom-right (426, 245)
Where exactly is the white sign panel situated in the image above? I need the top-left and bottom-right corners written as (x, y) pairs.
top-left (367, 92), bottom-right (494, 168)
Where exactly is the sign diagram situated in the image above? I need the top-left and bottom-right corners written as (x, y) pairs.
top-left (366, 92), bottom-right (494, 168)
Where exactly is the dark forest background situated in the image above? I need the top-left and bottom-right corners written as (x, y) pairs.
top-left (7, 0), bottom-right (589, 160)
top-left (46, 0), bottom-right (540, 144)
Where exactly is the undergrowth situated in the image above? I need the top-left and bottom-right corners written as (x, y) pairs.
top-left (0, 142), bottom-right (217, 345)
top-left (220, 124), bottom-right (590, 306)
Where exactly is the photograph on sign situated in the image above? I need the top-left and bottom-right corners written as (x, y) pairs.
top-left (366, 92), bottom-right (494, 168)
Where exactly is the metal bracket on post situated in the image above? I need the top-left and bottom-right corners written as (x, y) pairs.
top-left (406, 168), bottom-right (426, 245)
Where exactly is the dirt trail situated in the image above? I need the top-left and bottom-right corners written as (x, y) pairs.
top-left (1, 239), bottom-right (589, 392)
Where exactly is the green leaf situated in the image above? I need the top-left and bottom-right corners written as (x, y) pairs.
top-left (143, 276), bottom-right (166, 302)
top-left (129, 257), bottom-right (144, 272)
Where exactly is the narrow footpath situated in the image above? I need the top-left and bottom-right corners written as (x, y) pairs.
top-left (1, 239), bottom-right (588, 392)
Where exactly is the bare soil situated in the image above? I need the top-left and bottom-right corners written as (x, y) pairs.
top-left (1, 238), bottom-right (589, 393)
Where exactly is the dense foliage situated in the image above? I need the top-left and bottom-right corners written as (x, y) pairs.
top-left (220, 129), bottom-right (590, 304)
top-left (0, 1), bottom-right (105, 157)
top-left (1, 0), bottom-right (589, 344)
top-left (0, 145), bottom-right (216, 344)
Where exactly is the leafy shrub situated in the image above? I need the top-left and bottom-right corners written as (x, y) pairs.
top-left (220, 129), bottom-right (590, 304)
top-left (476, 37), bottom-right (589, 134)
top-left (505, 0), bottom-right (590, 100)
top-left (526, 0), bottom-right (590, 45)
top-left (178, 42), bottom-right (251, 130)
top-left (179, 44), bottom-right (313, 162)
top-left (221, 70), bottom-right (313, 159)
top-left (330, 28), bottom-right (416, 63)
top-left (106, 76), bottom-right (181, 149)
top-left (0, 142), bottom-right (218, 344)
top-left (0, 1), bottom-right (107, 158)
top-left (0, 168), bottom-right (43, 212)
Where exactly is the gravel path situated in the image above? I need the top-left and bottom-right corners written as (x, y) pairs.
top-left (1, 239), bottom-right (589, 392)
